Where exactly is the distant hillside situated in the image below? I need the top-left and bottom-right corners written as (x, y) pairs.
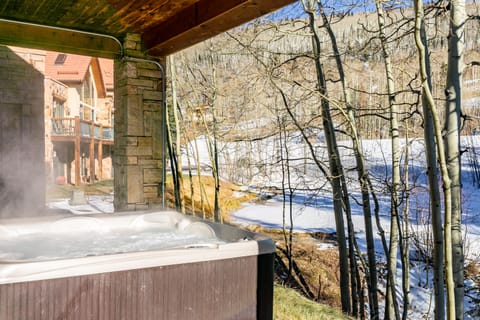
top-left (172, 2), bottom-right (480, 141)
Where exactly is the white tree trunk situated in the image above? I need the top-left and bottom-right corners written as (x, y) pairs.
top-left (445, 2), bottom-right (466, 318)
top-left (169, 55), bottom-right (185, 213)
top-left (413, 1), bottom-right (454, 318)
top-left (301, 0), bottom-right (351, 313)
top-left (319, 5), bottom-right (377, 317)
top-left (375, 2), bottom-right (401, 318)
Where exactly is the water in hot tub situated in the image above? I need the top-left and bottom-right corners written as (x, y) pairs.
top-left (0, 221), bottom-right (226, 261)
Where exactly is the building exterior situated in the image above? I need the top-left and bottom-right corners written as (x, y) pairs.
top-left (1, 46), bottom-right (114, 191)
top-left (44, 51), bottom-right (114, 186)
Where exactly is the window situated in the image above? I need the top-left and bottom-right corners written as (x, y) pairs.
top-left (54, 53), bottom-right (67, 65)
top-left (53, 98), bottom-right (64, 118)
top-left (81, 69), bottom-right (96, 108)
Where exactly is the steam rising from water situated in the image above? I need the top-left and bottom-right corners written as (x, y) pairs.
top-left (0, 46), bottom-right (46, 218)
top-left (0, 136), bottom-right (46, 218)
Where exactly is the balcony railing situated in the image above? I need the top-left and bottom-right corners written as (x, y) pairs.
top-left (52, 118), bottom-right (75, 136)
top-left (51, 117), bottom-right (114, 141)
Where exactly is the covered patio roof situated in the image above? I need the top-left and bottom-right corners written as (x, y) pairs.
top-left (0, 0), bottom-right (295, 58)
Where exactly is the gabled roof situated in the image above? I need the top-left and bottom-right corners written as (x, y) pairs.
top-left (45, 52), bottom-right (113, 98)
top-left (99, 58), bottom-right (114, 92)
top-left (45, 52), bottom-right (92, 83)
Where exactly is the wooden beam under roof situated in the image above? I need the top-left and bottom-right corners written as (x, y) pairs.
top-left (0, 0), bottom-right (295, 58)
top-left (143, 0), bottom-right (296, 56)
top-left (0, 19), bottom-right (122, 59)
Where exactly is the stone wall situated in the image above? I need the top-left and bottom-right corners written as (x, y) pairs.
top-left (0, 46), bottom-right (46, 217)
top-left (114, 34), bottom-right (165, 211)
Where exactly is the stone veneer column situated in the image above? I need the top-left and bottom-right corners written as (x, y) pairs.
top-left (114, 34), bottom-right (164, 211)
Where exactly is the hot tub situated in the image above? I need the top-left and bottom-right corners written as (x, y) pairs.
top-left (0, 211), bottom-right (275, 320)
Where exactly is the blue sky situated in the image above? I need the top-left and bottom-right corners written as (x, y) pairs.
top-left (265, 0), bottom-right (379, 20)
top-left (264, 0), bottom-right (445, 21)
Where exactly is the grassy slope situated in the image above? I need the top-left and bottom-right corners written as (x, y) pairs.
top-left (274, 285), bottom-right (352, 320)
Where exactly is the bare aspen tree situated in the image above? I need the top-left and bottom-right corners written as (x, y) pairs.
top-left (413, 1), bottom-right (455, 318)
top-left (277, 113), bottom-right (295, 281)
top-left (175, 49), bottom-right (222, 221)
top-left (168, 55), bottom-right (186, 213)
top-left (317, 4), bottom-right (377, 317)
top-left (445, 1), bottom-right (466, 318)
top-left (165, 90), bottom-right (181, 210)
top-left (170, 55), bottom-right (211, 214)
top-left (301, 0), bottom-right (351, 314)
top-left (193, 137), bottom-right (207, 218)
top-left (412, 4), bottom-right (445, 319)
top-left (209, 53), bottom-right (221, 222)
top-left (374, 2), bottom-right (401, 319)
top-left (184, 133), bottom-right (195, 214)
top-left (401, 122), bottom-right (410, 320)
top-left (184, 68), bottom-right (208, 218)
top-left (175, 101), bottom-right (197, 215)
top-left (198, 106), bottom-right (221, 221)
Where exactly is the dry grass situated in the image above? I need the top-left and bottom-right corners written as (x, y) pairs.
top-left (280, 241), bottom-right (342, 308)
top-left (245, 225), bottom-right (343, 309)
top-left (465, 258), bottom-right (480, 318)
top-left (164, 174), bottom-right (256, 222)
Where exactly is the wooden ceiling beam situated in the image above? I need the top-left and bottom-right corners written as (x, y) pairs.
top-left (0, 20), bottom-right (122, 59)
top-left (143, 0), bottom-right (295, 56)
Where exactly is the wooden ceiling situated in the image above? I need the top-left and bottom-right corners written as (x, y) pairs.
top-left (0, 0), bottom-right (295, 58)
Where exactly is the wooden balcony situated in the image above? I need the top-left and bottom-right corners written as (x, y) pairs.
top-left (51, 116), bottom-right (113, 144)
top-left (51, 116), bottom-right (113, 186)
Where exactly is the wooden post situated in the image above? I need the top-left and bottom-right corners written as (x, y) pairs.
top-left (90, 122), bottom-right (95, 184)
top-left (66, 161), bottom-right (72, 184)
top-left (74, 116), bottom-right (81, 186)
top-left (98, 125), bottom-right (103, 180)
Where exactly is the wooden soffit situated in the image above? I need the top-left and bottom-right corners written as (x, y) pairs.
top-left (0, 0), bottom-right (295, 58)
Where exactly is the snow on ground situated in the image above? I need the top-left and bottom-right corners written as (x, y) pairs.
top-left (230, 190), bottom-right (480, 319)
top-left (227, 135), bottom-right (480, 319)
top-left (48, 194), bottom-right (114, 214)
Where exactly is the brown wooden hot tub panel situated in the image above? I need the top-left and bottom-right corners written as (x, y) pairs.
top-left (0, 255), bottom-right (270, 320)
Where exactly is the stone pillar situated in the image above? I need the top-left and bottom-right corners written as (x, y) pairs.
top-left (114, 33), bottom-right (164, 211)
